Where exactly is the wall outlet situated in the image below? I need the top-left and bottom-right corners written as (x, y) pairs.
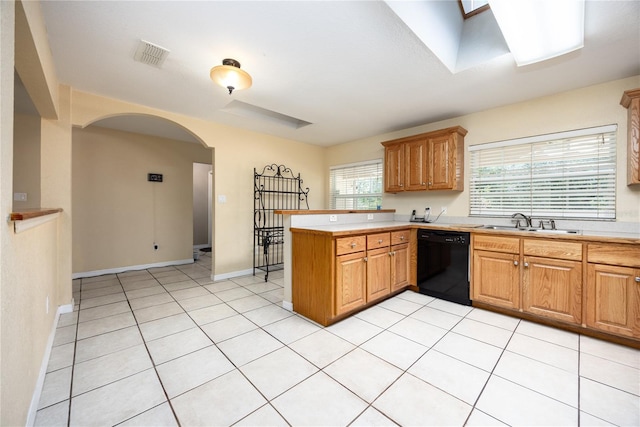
top-left (14, 192), bottom-right (27, 201)
top-left (441, 206), bottom-right (448, 214)
top-left (153, 243), bottom-right (159, 251)
top-left (329, 215), bottom-right (338, 222)
top-left (367, 214), bottom-right (374, 220)
top-left (217, 195), bottom-right (227, 204)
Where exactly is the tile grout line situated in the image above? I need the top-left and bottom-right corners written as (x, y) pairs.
top-left (120, 271), bottom-right (185, 427)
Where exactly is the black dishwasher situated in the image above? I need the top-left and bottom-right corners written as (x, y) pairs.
top-left (417, 229), bottom-right (471, 306)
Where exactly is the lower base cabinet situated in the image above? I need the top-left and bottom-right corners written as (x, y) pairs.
top-left (391, 242), bottom-right (410, 291)
top-left (522, 256), bottom-right (582, 324)
top-left (587, 263), bottom-right (640, 338)
top-left (586, 244), bottom-right (640, 339)
top-left (335, 251), bottom-right (367, 316)
top-left (473, 250), bottom-right (520, 310)
top-left (293, 228), bottom-right (414, 326)
top-left (366, 247), bottom-right (392, 302)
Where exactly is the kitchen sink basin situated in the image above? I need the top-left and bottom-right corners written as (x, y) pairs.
top-left (480, 225), bottom-right (580, 234)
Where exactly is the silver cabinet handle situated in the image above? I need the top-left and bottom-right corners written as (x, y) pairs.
top-left (399, 236), bottom-right (405, 240)
top-left (524, 262), bottom-right (529, 268)
top-left (635, 277), bottom-right (640, 283)
top-left (363, 257), bottom-right (368, 262)
top-left (514, 261), bottom-right (519, 266)
top-left (378, 239), bottom-right (383, 243)
top-left (351, 243), bottom-right (357, 248)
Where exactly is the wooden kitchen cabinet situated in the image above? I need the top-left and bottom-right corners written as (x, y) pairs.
top-left (472, 234), bottom-right (583, 323)
top-left (621, 88), bottom-right (640, 186)
top-left (292, 228), bottom-right (414, 326)
top-left (405, 139), bottom-right (428, 191)
top-left (473, 250), bottom-right (520, 309)
top-left (382, 126), bottom-right (466, 193)
top-left (384, 142), bottom-right (404, 192)
top-left (428, 132), bottom-right (463, 191)
top-left (336, 251), bottom-right (367, 316)
top-left (472, 235), bottom-right (520, 309)
top-left (521, 239), bottom-right (583, 324)
top-left (366, 247), bottom-right (391, 302)
top-left (391, 230), bottom-right (411, 291)
top-left (586, 244), bottom-right (640, 338)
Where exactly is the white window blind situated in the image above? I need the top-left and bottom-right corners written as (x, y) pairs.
top-left (469, 125), bottom-right (617, 220)
top-left (330, 160), bottom-right (383, 210)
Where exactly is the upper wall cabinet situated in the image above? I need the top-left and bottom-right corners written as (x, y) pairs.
top-left (621, 88), bottom-right (640, 186)
top-left (381, 126), bottom-right (467, 193)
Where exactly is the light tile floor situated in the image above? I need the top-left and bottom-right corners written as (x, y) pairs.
top-left (35, 252), bottom-right (640, 426)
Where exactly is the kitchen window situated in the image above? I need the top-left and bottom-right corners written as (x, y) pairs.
top-left (469, 125), bottom-right (617, 220)
top-left (330, 160), bottom-right (383, 210)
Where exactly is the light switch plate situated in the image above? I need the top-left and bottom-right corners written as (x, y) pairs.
top-left (218, 195), bottom-right (227, 204)
top-left (329, 215), bottom-right (337, 222)
top-left (14, 192), bottom-right (27, 201)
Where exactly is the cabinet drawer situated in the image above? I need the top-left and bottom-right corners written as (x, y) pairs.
top-left (588, 244), bottom-right (640, 268)
top-left (391, 230), bottom-right (410, 246)
top-left (524, 239), bottom-right (582, 261)
top-left (473, 235), bottom-right (519, 254)
top-left (336, 236), bottom-right (366, 255)
top-left (367, 232), bottom-right (391, 250)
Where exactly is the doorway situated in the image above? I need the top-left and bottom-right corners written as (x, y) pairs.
top-left (193, 163), bottom-right (212, 250)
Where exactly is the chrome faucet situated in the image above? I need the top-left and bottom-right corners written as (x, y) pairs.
top-left (511, 212), bottom-right (532, 228)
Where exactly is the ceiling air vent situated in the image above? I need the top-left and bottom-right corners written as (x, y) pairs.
top-left (134, 40), bottom-right (170, 68)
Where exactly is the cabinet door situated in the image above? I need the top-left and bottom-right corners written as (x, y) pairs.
top-left (391, 243), bottom-right (410, 291)
top-left (404, 139), bottom-right (427, 191)
top-left (473, 250), bottom-right (520, 309)
top-left (366, 247), bottom-right (391, 302)
top-left (522, 256), bottom-right (582, 324)
top-left (336, 251), bottom-right (367, 316)
top-left (621, 89), bottom-right (640, 185)
top-left (384, 143), bottom-right (404, 192)
top-left (586, 264), bottom-right (640, 337)
top-left (428, 134), bottom-right (454, 190)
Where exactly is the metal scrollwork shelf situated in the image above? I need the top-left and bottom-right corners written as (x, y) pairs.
top-left (254, 164), bottom-right (309, 281)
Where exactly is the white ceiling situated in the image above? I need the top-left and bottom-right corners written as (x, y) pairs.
top-left (37, 1), bottom-right (640, 147)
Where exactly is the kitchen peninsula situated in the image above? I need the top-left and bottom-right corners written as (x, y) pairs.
top-left (278, 210), bottom-right (640, 348)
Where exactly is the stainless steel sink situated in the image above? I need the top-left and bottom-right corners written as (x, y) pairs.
top-left (480, 225), bottom-right (580, 234)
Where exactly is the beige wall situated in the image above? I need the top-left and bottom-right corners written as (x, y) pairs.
top-left (13, 113), bottom-right (41, 209)
top-left (72, 126), bottom-right (213, 273)
top-left (326, 76), bottom-right (640, 225)
top-left (70, 91), bottom-right (326, 277)
top-left (193, 162), bottom-right (211, 246)
top-left (2, 2), bottom-right (72, 425)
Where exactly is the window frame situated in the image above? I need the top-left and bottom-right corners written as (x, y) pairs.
top-left (329, 159), bottom-right (383, 210)
top-left (468, 124), bottom-right (618, 221)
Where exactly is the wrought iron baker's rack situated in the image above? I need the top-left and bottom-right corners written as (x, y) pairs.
top-left (254, 164), bottom-right (309, 281)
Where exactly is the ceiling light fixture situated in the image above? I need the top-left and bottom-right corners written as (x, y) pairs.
top-left (210, 58), bottom-right (252, 95)
top-left (489, 0), bottom-right (585, 66)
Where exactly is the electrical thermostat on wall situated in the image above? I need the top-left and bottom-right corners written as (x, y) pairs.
top-left (148, 173), bottom-right (163, 182)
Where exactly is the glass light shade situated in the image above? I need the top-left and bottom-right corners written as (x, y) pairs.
top-left (210, 59), bottom-right (252, 93)
top-left (489, 0), bottom-right (585, 66)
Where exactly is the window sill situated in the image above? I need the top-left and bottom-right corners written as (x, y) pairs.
top-left (10, 208), bottom-right (63, 234)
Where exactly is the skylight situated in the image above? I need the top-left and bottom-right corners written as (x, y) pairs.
top-left (459, 0), bottom-right (490, 18)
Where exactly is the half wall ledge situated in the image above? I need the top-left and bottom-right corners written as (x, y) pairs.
top-left (9, 208), bottom-right (63, 233)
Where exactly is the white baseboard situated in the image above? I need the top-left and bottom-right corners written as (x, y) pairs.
top-left (72, 259), bottom-right (194, 279)
top-left (212, 268), bottom-right (255, 282)
top-left (25, 302), bottom-right (72, 426)
top-left (282, 300), bottom-right (293, 311)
